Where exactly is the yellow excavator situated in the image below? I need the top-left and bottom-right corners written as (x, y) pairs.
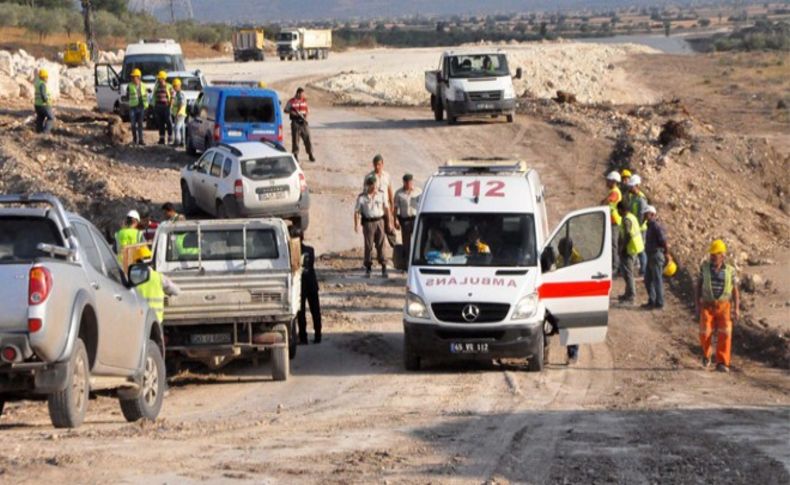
top-left (63, 42), bottom-right (89, 67)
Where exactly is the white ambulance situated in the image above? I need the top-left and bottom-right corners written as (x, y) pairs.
top-left (402, 159), bottom-right (612, 371)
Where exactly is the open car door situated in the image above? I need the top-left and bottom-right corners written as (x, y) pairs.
top-left (540, 207), bottom-right (612, 346)
top-left (94, 63), bottom-right (120, 113)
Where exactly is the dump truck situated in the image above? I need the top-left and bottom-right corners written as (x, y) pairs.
top-left (233, 28), bottom-right (265, 62)
top-left (277, 29), bottom-right (332, 61)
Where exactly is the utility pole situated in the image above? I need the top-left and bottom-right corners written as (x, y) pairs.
top-left (170, 0), bottom-right (176, 23)
top-left (81, 0), bottom-right (97, 61)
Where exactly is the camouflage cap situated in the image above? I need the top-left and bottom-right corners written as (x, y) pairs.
top-left (365, 174), bottom-right (378, 186)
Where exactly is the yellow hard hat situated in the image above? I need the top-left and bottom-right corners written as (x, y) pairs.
top-left (172, 78), bottom-right (182, 87)
top-left (709, 239), bottom-right (727, 255)
top-left (38, 68), bottom-right (49, 79)
top-left (257, 81), bottom-right (267, 88)
top-left (131, 68), bottom-right (142, 78)
top-left (134, 245), bottom-right (153, 262)
top-left (157, 70), bottom-right (167, 80)
top-left (621, 169), bottom-right (632, 177)
top-left (663, 259), bottom-right (677, 277)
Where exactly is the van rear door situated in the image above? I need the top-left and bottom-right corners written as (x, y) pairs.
top-left (540, 207), bottom-right (612, 346)
top-left (222, 93), bottom-right (278, 143)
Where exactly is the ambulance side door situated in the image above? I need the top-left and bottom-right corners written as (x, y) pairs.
top-left (540, 207), bottom-right (612, 346)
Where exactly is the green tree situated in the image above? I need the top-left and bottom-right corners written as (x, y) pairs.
top-left (23, 9), bottom-right (62, 42)
top-left (93, 0), bottom-right (126, 16)
top-left (193, 24), bottom-right (220, 45)
top-left (94, 9), bottom-right (126, 39)
top-left (62, 8), bottom-right (83, 38)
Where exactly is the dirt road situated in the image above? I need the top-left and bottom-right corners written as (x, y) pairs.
top-left (1, 47), bottom-right (788, 484)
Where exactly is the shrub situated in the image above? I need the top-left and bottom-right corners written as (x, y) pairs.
top-left (22, 9), bottom-right (62, 42)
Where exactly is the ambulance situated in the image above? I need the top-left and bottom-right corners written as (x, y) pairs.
top-left (402, 159), bottom-right (612, 371)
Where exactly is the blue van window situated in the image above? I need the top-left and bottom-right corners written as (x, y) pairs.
top-left (204, 91), bottom-right (218, 119)
top-left (224, 96), bottom-right (274, 123)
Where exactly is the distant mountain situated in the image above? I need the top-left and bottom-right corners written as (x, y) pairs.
top-left (171, 0), bottom-right (683, 23)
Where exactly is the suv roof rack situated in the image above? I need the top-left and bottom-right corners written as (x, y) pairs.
top-left (217, 143), bottom-right (243, 156)
top-left (260, 139), bottom-right (287, 152)
top-left (210, 80), bottom-right (262, 87)
top-left (440, 158), bottom-right (528, 173)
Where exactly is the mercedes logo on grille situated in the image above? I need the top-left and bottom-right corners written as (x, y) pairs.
top-left (461, 304), bottom-right (480, 322)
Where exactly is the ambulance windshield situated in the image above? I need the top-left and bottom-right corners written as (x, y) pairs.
top-left (412, 213), bottom-right (537, 267)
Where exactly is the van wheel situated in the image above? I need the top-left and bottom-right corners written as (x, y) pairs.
top-left (271, 324), bottom-right (289, 381)
top-left (120, 340), bottom-right (165, 422)
top-left (527, 335), bottom-right (546, 372)
top-left (48, 338), bottom-right (90, 428)
top-left (506, 114), bottom-right (515, 123)
top-left (403, 337), bottom-right (421, 371)
top-left (181, 181), bottom-right (197, 216)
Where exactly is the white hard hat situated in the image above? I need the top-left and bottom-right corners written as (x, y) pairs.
top-left (628, 174), bottom-right (642, 187)
top-left (641, 205), bottom-right (656, 215)
top-left (606, 171), bottom-right (621, 182)
top-left (126, 210), bottom-right (141, 221)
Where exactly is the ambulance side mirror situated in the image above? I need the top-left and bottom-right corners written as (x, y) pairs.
top-left (540, 246), bottom-right (555, 273)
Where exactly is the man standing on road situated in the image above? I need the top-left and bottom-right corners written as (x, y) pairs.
top-left (695, 240), bottom-right (740, 373)
top-left (601, 171), bottom-right (622, 273)
top-left (617, 200), bottom-right (644, 305)
top-left (355, 175), bottom-right (393, 278)
top-left (34, 68), bottom-right (55, 134)
top-left (133, 246), bottom-right (180, 324)
top-left (297, 234), bottom-right (322, 344)
top-left (284, 87), bottom-right (316, 162)
top-left (394, 173), bottom-right (421, 250)
top-left (642, 206), bottom-right (670, 310)
top-left (127, 68), bottom-right (148, 146)
top-left (364, 154), bottom-right (395, 214)
top-left (161, 202), bottom-right (185, 223)
top-left (153, 71), bottom-right (174, 145)
top-left (170, 78), bottom-right (187, 148)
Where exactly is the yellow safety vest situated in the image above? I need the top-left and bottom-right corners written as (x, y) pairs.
top-left (609, 186), bottom-right (622, 226)
top-left (701, 263), bottom-right (734, 302)
top-left (128, 82), bottom-right (149, 108)
top-left (175, 233), bottom-right (199, 257)
top-left (115, 227), bottom-right (142, 262)
top-left (171, 90), bottom-right (187, 117)
top-left (629, 190), bottom-right (648, 232)
top-left (620, 212), bottom-right (645, 256)
top-left (136, 269), bottom-right (165, 322)
top-left (34, 78), bottom-right (51, 107)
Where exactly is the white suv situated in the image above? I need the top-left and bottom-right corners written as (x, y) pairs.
top-left (180, 141), bottom-right (310, 231)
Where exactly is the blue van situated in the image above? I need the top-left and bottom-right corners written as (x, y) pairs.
top-left (186, 86), bottom-right (283, 155)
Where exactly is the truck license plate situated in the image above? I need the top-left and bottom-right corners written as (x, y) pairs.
top-left (450, 342), bottom-right (489, 354)
top-left (258, 191), bottom-right (286, 201)
top-left (227, 130), bottom-right (243, 137)
top-left (190, 333), bottom-right (232, 345)
top-left (476, 103), bottom-right (495, 110)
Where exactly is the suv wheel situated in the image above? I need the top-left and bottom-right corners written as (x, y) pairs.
top-left (216, 201), bottom-right (228, 219)
top-left (120, 340), bottom-right (165, 422)
top-left (48, 338), bottom-right (90, 428)
top-left (181, 181), bottom-right (197, 216)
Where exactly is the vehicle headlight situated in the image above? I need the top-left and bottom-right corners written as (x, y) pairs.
top-left (503, 84), bottom-right (515, 99)
top-left (511, 293), bottom-right (538, 320)
top-left (406, 292), bottom-right (429, 319)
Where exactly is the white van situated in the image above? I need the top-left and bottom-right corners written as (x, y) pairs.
top-left (402, 159), bottom-right (612, 371)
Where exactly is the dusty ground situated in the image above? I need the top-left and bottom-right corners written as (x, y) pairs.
top-left (0, 45), bottom-right (788, 483)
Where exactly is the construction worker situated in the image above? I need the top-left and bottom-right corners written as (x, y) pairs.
top-left (642, 205), bottom-right (670, 310)
top-left (161, 202), bottom-right (185, 223)
top-left (601, 171), bottom-right (622, 273)
top-left (115, 210), bottom-right (144, 263)
top-left (153, 71), bottom-right (173, 145)
top-left (257, 81), bottom-right (267, 88)
top-left (297, 233), bottom-right (322, 344)
top-left (34, 68), bottom-right (54, 133)
top-left (695, 240), bottom-right (740, 372)
top-left (354, 174), bottom-right (392, 278)
top-left (626, 174), bottom-right (648, 275)
top-left (170, 78), bottom-right (187, 148)
top-left (393, 173), bottom-right (422, 250)
top-left (617, 200), bottom-right (644, 305)
top-left (284, 87), bottom-right (315, 162)
top-left (132, 246), bottom-right (180, 323)
top-left (620, 169), bottom-right (632, 193)
top-left (364, 154), bottom-right (395, 216)
top-left (127, 68), bottom-right (148, 146)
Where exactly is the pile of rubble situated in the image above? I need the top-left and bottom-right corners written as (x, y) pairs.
top-left (0, 49), bottom-right (103, 103)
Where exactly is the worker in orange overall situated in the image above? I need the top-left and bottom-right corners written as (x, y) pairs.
top-left (695, 239), bottom-right (740, 373)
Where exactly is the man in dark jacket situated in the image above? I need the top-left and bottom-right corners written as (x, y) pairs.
top-left (298, 234), bottom-right (322, 344)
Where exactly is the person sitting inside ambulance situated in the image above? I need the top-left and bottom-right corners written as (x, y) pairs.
top-left (425, 227), bottom-right (451, 264)
top-left (556, 237), bottom-right (583, 268)
top-left (462, 226), bottom-right (491, 258)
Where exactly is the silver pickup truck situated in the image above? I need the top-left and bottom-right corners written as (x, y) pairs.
top-left (152, 218), bottom-right (301, 380)
top-left (0, 194), bottom-right (166, 428)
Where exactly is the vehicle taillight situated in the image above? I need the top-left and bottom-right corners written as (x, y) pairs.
top-left (299, 173), bottom-right (307, 192)
top-left (29, 266), bottom-right (53, 306)
top-left (234, 179), bottom-right (244, 200)
top-left (28, 318), bottom-right (43, 333)
top-left (213, 123), bottom-right (221, 142)
top-left (1, 346), bottom-right (18, 363)
top-left (277, 124), bottom-right (283, 142)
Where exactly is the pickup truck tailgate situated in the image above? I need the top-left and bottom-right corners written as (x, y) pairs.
top-left (164, 272), bottom-right (290, 323)
top-left (0, 264), bottom-right (32, 331)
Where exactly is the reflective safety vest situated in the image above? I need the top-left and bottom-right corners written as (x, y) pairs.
top-left (175, 233), bottom-right (199, 257)
top-left (115, 227), bottom-right (142, 262)
top-left (34, 78), bottom-right (51, 107)
top-left (137, 269), bottom-right (165, 322)
top-left (154, 81), bottom-right (172, 106)
top-left (171, 90), bottom-right (187, 117)
top-left (620, 212), bottom-right (645, 256)
top-left (128, 82), bottom-right (149, 108)
top-left (701, 262), bottom-right (734, 302)
top-left (609, 186), bottom-right (622, 226)
top-left (629, 190), bottom-right (648, 232)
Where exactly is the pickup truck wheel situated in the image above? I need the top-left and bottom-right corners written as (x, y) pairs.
top-left (446, 109), bottom-right (457, 125)
top-left (403, 337), bottom-right (421, 371)
top-left (271, 324), bottom-right (290, 381)
top-left (431, 95), bottom-right (444, 121)
top-left (288, 319), bottom-right (297, 360)
top-left (527, 335), bottom-right (546, 372)
top-left (280, 56), bottom-right (285, 61)
top-left (48, 338), bottom-right (90, 428)
top-left (506, 114), bottom-right (515, 123)
top-left (216, 201), bottom-right (228, 219)
top-left (181, 181), bottom-right (197, 216)
top-left (120, 340), bottom-right (165, 422)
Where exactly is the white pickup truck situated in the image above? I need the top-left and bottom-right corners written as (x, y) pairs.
top-left (152, 218), bottom-right (301, 380)
top-left (425, 50), bottom-right (522, 124)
